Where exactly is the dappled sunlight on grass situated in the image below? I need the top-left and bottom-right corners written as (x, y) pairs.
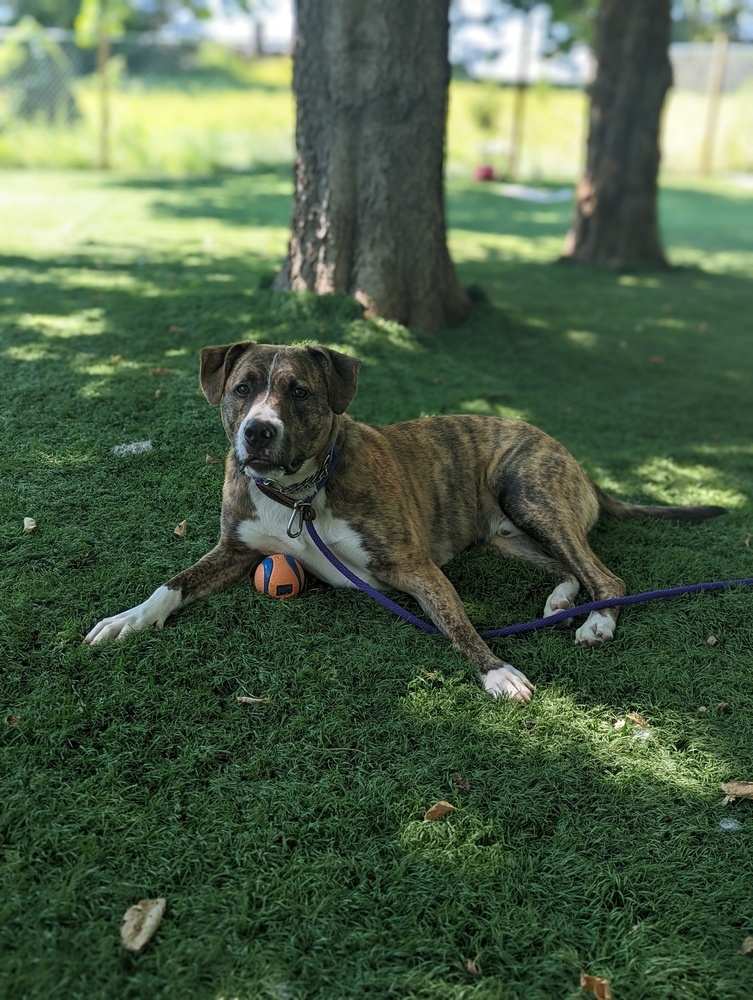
top-left (565, 329), bottom-right (599, 349)
top-left (633, 457), bottom-right (746, 509)
top-left (449, 230), bottom-right (565, 264)
top-left (34, 449), bottom-right (99, 469)
top-left (618, 275), bottom-right (663, 289)
top-left (460, 397), bottom-right (530, 420)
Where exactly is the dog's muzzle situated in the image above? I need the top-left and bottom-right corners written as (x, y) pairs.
top-left (236, 417), bottom-right (284, 472)
top-left (235, 418), bottom-right (308, 478)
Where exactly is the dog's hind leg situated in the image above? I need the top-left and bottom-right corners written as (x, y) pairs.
top-left (491, 456), bottom-right (627, 645)
top-left (488, 528), bottom-right (580, 623)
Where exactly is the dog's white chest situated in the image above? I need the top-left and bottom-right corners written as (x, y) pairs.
top-left (236, 492), bottom-right (384, 590)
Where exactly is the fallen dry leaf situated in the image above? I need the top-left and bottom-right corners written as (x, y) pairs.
top-left (205, 454), bottom-right (223, 465)
top-left (120, 897), bottom-right (166, 954)
top-left (649, 355), bottom-right (665, 364)
top-left (168, 325), bottom-right (185, 334)
top-left (174, 520), bottom-right (188, 537)
top-left (424, 800), bottom-right (458, 822)
top-left (452, 773), bottom-right (471, 793)
top-left (580, 972), bottom-right (613, 999)
top-left (154, 390), bottom-right (162, 399)
top-left (717, 702), bottom-right (730, 713)
top-left (149, 367), bottom-right (173, 376)
top-left (237, 696), bottom-right (270, 705)
top-left (463, 957), bottom-right (482, 975)
top-left (627, 712), bottom-right (649, 728)
top-left (721, 781), bottom-right (753, 805)
top-left (707, 635), bottom-right (719, 646)
top-left (23, 517), bottom-right (36, 532)
top-left (740, 936), bottom-right (753, 955)
top-left (745, 533), bottom-right (751, 549)
top-left (421, 667), bottom-right (439, 681)
top-left (110, 354), bottom-right (122, 362)
top-left (4, 715), bottom-right (20, 726)
top-left (613, 719), bottom-right (626, 730)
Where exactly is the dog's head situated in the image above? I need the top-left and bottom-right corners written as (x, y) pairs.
top-left (199, 342), bottom-right (361, 480)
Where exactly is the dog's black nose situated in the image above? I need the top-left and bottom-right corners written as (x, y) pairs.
top-left (243, 420), bottom-right (278, 450)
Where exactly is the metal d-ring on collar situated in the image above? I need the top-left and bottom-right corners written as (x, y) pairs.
top-left (252, 441), bottom-right (342, 538)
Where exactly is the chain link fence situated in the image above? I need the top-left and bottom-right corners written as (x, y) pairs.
top-left (0, 23), bottom-right (751, 175)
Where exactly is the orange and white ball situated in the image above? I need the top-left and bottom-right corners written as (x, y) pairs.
top-left (253, 554), bottom-right (306, 599)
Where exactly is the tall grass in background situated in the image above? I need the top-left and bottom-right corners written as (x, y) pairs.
top-left (0, 44), bottom-right (751, 176)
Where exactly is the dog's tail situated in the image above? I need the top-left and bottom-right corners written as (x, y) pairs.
top-left (594, 484), bottom-right (727, 524)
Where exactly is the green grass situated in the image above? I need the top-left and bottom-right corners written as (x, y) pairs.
top-left (2, 168), bottom-right (753, 999)
top-left (1, 51), bottom-right (752, 175)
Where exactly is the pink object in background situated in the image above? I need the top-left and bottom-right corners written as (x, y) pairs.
top-left (474, 165), bottom-right (495, 181)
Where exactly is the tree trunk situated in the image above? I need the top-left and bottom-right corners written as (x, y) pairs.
top-left (564, 0), bottom-right (672, 267)
top-left (274, 0), bottom-right (469, 332)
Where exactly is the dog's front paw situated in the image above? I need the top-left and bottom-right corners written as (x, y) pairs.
top-left (575, 610), bottom-right (615, 647)
top-left (84, 585), bottom-right (182, 645)
top-left (482, 664), bottom-right (535, 702)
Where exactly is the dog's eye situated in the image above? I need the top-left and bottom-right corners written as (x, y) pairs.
top-left (292, 387), bottom-right (309, 400)
top-left (234, 384), bottom-right (251, 397)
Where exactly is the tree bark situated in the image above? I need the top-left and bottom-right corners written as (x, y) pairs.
top-left (564, 0), bottom-right (672, 267)
top-left (274, 0), bottom-right (469, 332)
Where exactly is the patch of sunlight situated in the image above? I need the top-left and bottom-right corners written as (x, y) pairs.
top-left (76, 379), bottom-right (112, 399)
top-left (527, 317), bottom-right (552, 331)
top-left (205, 273), bottom-right (234, 282)
top-left (529, 211), bottom-right (562, 225)
top-left (53, 269), bottom-right (141, 292)
top-left (76, 360), bottom-right (143, 378)
top-left (449, 231), bottom-right (562, 265)
top-left (15, 311), bottom-right (105, 339)
top-left (634, 456), bottom-right (745, 509)
top-left (164, 349), bottom-right (189, 358)
top-left (694, 441), bottom-right (753, 458)
top-left (565, 329), bottom-right (598, 349)
top-left (36, 449), bottom-right (96, 468)
top-left (398, 687), bottom-right (735, 838)
top-left (722, 370), bottom-right (745, 382)
top-left (460, 398), bottom-right (528, 420)
top-left (654, 317), bottom-right (688, 330)
top-left (670, 245), bottom-right (753, 276)
top-left (618, 275), bottom-right (661, 289)
top-left (5, 345), bottom-right (54, 362)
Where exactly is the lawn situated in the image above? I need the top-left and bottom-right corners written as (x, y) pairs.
top-left (2, 167), bottom-right (753, 999)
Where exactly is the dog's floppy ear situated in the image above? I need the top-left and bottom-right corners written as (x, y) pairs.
top-left (308, 346), bottom-right (361, 414)
top-left (200, 342), bottom-right (253, 405)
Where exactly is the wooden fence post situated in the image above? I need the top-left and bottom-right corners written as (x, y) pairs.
top-left (699, 32), bottom-right (728, 175)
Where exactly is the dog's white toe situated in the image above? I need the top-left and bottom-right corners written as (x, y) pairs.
top-left (482, 665), bottom-right (534, 702)
top-left (575, 610), bottom-right (615, 647)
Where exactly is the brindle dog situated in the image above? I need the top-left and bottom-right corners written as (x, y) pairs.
top-left (86, 342), bottom-right (726, 701)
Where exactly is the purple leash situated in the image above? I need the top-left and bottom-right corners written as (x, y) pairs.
top-left (255, 446), bottom-right (753, 639)
top-left (306, 519), bottom-right (753, 638)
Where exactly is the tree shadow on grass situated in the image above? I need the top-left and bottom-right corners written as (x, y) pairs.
top-left (448, 177), bottom-right (753, 263)
top-left (105, 169), bottom-right (294, 230)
